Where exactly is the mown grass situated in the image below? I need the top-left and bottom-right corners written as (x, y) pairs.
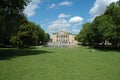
top-left (0, 46), bottom-right (120, 80)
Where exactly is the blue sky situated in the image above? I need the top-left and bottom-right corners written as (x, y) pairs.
top-left (24, 0), bottom-right (118, 34)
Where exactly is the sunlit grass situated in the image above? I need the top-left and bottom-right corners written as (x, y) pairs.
top-left (0, 46), bottom-right (120, 80)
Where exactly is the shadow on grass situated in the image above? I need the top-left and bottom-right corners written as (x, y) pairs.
top-left (84, 46), bottom-right (120, 52)
top-left (94, 47), bottom-right (120, 52)
top-left (79, 45), bottom-right (120, 52)
top-left (0, 48), bottom-right (53, 60)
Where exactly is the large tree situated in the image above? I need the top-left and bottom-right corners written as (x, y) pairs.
top-left (10, 21), bottom-right (50, 47)
top-left (104, 1), bottom-right (120, 47)
top-left (76, 0), bottom-right (120, 48)
top-left (0, 0), bottom-right (30, 46)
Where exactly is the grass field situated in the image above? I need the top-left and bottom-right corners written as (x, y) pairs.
top-left (0, 46), bottom-right (120, 80)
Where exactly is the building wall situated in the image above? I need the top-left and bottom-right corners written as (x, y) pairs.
top-left (51, 31), bottom-right (77, 45)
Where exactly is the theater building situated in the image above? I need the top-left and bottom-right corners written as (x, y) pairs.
top-left (51, 31), bottom-right (78, 45)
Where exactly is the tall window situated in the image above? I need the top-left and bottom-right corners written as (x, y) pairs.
top-left (64, 35), bottom-right (65, 38)
top-left (66, 40), bottom-right (67, 42)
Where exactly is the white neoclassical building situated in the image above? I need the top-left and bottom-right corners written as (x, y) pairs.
top-left (50, 31), bottom-right (78, 45)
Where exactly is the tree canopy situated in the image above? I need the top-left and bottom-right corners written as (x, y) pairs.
top-left (0, 0), bottom-right (50, 48)
top-left (76, 0), bottom-right (120, 48)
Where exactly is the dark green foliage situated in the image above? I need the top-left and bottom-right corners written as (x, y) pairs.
top-left (0, 0), bottom-right (30, 46)
top-left (76, 22), bottom-right (93, 44)
top-left (76, 0), bottom-right (120, 48)
top-left (0, 0), bottom-right (50, 48)
top-left (10, 22), bottom-right (50, 48)
top-left (45, 33), bottom-right (50, 44)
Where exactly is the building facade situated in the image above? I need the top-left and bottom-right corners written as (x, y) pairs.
top-left (51, 31), bottom-right (78, 45)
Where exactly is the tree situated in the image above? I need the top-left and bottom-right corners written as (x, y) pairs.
top-left (75, 22), bottom-right (93, 45)
top-left (0, 0), bottom-right (30, 46)
top-left (76, 0), bottom-right (120, 48)
top-left (104, 1), bottom-right (120, 47)
top-left (92, 15), bottom-right (112, 46)
top-left (10, 21), bottom-right (49, 47)
top-left (45, 33), bottom-right (50, 44)
top-left (117, 0), bottom-right (120, 7)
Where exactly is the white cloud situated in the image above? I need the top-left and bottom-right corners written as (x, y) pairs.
top-left (50, 4), bottom-right (56, 8)
top-left (49, 1), bottom-right (73, 9)
top-left (72, 29), bottom-right (80, 33)
top-left (59, 1), bottom-right (72, 6)
top-left (47, 17), bottom-right (83, 34)
top-left (69, 16), bottom-right (83, 23)
top-left (90, 0), bottom-right (118, 17)
top-left (58, 13), bottom-right (71, 18)
top-left (48, 19), bottom-right (71, 33)
top-left (24, 0), bottom-right (40, 17)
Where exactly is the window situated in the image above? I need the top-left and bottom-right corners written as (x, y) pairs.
top-left (66, 40), bottom-right (67, 42)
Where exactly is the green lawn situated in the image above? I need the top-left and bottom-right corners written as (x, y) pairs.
top-left (0, 46), bottom-right (120, 80)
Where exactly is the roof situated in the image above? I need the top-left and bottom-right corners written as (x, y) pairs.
top-left (52, 33), bottom-right (58, 35)
top-left (52, 31), bottom-right (76, 35)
